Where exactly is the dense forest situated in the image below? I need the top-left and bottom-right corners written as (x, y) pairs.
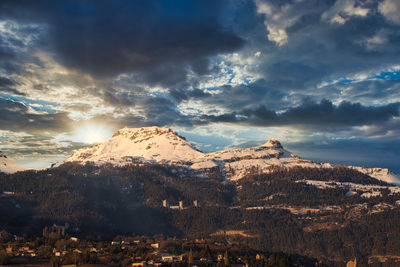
top-left (1, 163), bottom-right (400, 266)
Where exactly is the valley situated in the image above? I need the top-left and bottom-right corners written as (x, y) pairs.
top-left (1, 127), bottom-right (400, 266)
top-left (1, 161), bottom-right (400, 266)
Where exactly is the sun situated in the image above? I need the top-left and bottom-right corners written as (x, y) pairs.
top-left (73, 124), bottom-right (113, 144)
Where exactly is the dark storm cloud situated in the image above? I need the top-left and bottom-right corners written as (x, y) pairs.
top-left (280, 99), bottom-right (400, 127)
top-left (200, 99), bottom-right (400, 129)
top-left (0, 98), bottom-right (73, 133)
top-left (139, 96), bottom-right (194, 126)
top-left (0, 0), bottom-right (244, 82)
top-left (101, 88), bottom-right (135, 107)
top-left (168, 80), bottom-right (289, 112)
top-left (169, 88), bottom-right (212, 102)
top-left (0, 39), bottom-right (18, 75)
top-left (0, 77), bottom-right (25, 95)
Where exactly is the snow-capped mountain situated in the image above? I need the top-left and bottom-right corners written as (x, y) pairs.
top-left (66, 126), bottom-right (203, 165)
top-left (66, 126), bottom-right (399, 183)
top-left (0, 151), bottom-right (25, 174)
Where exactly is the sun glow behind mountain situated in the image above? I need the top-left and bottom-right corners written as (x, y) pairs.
top-left (72, 124), bottom-right (113, 144)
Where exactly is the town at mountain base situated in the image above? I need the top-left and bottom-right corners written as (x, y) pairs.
top-left (1, 162), bottom-right (400, 266)
top-left (2, 126), bottom-right (400, 266)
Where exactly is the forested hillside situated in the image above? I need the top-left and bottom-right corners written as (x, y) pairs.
top-left (1, 163), bottom-right (400, 266)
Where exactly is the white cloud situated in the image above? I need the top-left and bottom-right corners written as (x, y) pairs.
top-left (363, 29), bottom-right (390, 51)
top-left (379, 0), bottom-right (400, 24)
top-left (321, 0), bottom-right (369, 24)
top-left (255, 0), bottom-right (298, 46)
top-left (266, 26), bottom-right (288, 46)
top-left (192, 53), bottom-right (261, 90)
top-left (177, 99), bottom-right (229, 117)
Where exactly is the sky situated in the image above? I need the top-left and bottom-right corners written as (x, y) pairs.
top-left (0, 0), bottom-right (400, 173)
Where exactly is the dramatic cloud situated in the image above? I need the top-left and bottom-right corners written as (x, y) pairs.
top-left (379, 0), bottom-right (400, 24)
top-left (0, 0), bottom-right (399, 171)
top-left (201, 99), bottom-right (400, 129)
top-left (0, 98), bottom-right (73, 133)
top-left (0, 0), bottom-right (244, 80)
top-left (321, 0), bottom-right (370, 25)
top-left (0, 76), bottom-right (24, 95)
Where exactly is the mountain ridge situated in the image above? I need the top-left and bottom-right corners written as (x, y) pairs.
top-left (0, 151), bottom-right (25, 174)
top-left (66, 126), bottom-right (400, 183)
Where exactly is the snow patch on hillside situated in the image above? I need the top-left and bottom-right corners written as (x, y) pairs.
top-left (298, 180), bottom-right (400, 198)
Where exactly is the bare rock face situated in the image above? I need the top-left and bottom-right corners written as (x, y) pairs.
top-left (265, 138), bottom-right (283, 149)
top-left (65, 126), bottom-right (399, 183)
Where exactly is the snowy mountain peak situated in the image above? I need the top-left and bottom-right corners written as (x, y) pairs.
top-left (66, 126), bottom-right (399, 184)
top-left (113, 126), bottom-right (179, 139)
top-left (0, 151), bottom-right (25, 174)
top-left (66, 126), bottom-right (203, 165)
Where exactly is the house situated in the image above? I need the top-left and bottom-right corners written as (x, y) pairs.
top-left (169, 200), bottom-right (185, 209)
top-left (162, 200), bottom-right (169, 208)
top-left (89, 247), bottom-right (97, 252)
top-left (73, 249), bottom-right (82, 254)
top-left (132, 262), bottom-right (146, 267)
top-left (151, 243), bottom-right (159, 249)
top-left (147, 260), bottom-right (162, 266)
top-left (132, 261), bottom-right (162, 267)
top-left (161, 255), bottom-right (183, 262)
